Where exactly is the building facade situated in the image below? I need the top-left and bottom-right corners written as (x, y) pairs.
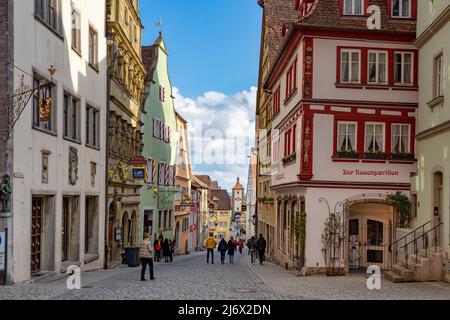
top-left (141, 34), bottom-right (177, 244)
top-left (174, 112), bottom-right (192, 254)
top-left (246, 148), bottom-right (257, 238)
top-left (411, 2), bottom-right (450, 262)
top-left (256, 0), bottom-right (298, 261)
top-left (209, 189), bottom-right (232, 241)
top-left (193, 175), bottom-right (212, 246)
top-left (105, 0), bottom-right (146, 265)
top-left (264, 0), bottom-right (418, 273)
top-left (4, 0), bottom-right (108, 283)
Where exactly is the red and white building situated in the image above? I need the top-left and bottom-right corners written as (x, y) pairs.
top-left (264, 0), bottom-right (418, 274)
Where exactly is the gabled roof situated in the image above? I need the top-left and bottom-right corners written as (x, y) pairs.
top-left (210, 189), bottom-right (232, 210)
top-left (232, 178), bottom-right (244, 190)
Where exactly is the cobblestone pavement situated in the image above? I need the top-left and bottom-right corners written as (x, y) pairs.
top-left (1, 250), bottom-right (450, 300)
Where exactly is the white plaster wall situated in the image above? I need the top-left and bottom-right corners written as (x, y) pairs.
top-left (12, 0), bottom-right (107, 282)
top-left (313, 114), bottom-right (415, 183)
top-left (313, 38), bottom-right (418, 103)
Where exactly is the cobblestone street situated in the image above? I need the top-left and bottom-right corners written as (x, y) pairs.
top-left (1, 250), bottom-right (450, 300)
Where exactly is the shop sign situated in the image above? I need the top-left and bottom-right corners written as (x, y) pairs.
top-left (132, 168), bottom-right (145, 180)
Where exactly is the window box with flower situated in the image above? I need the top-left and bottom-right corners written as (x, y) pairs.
top-left (390, 153), bottom-right (414, 161)
top-left (364, 151), bottom-right (387, 160)
top-left (282, 152), bottom-right (296, 165)
top-left (336, 149), bottom-right (359, 159)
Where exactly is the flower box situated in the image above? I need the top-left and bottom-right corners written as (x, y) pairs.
top-left (390, 153), bottom-right (414, 161)
top-left (336, 150), bottom-right (359, 159)
top-left (282, 152), bottom-right (296, 165)
top-left (364, 152), bottom-right (387, 160)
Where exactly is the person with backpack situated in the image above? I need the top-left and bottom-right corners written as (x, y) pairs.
top-left (218, 238), bottom-right (228, 264)
top-left (256, 234), bottom-right (267, 265)
top-left (227, 237), bottom-right (237, 264)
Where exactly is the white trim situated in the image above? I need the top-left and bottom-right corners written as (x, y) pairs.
top-left (310, 105), bottom-right (325, 111)
top-left (337, 121), bottom-right (358, 152)
top-left (340, 49), bottom-right (361, 84)
top-left (364, 122), bottom-right (386, 152)
top-left (331, 106), bottom-right (352, 112)
top-left (391, 0), bottom-right (411, 19)
top-left (343, 0), bottom-right (364, 15)
top-left (367, 50), bottom-right (388, 85)
top-left (380, 110), bottom-right (402, 116)
top-left (357, 108), bottom-right (376, 114)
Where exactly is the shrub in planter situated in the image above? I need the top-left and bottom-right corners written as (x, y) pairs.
top-left (364, 151), bottom-right (387, 160)
top-left (336, 150), bottom-right (359, 159)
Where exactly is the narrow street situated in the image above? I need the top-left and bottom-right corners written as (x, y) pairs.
top-left (2, 250), bottom-right (450, 300)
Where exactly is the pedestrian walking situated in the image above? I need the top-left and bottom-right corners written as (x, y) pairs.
top-left (218, 238), bottom-right (228, 264)
top-left (139, 233), bottom-right (155, 281)
top-left (256, 234), bottom-right (267, 265)
top-left (205, 233), bottom-right (217, 264)
top-left (169, 239), bottom-right (175, 262)
top-left (227, 237), bottom-right (236, 264)
top-left (154, 237), bottom-right (162, 262)
top-left (246, 238), bottom-right (252, 255)
top-left (162, 238), bottom-right (171, 262)
top-left (248, 236), bottom-right (257, 264)
top-left (238, 238), bottom-right (244, 254)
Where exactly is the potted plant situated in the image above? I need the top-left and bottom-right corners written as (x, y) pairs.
top-left (390, 152), bottom-right (414, 161)
top-left (387, 191), bottom-right (411, 228)
top-left (364, 150), bottom-right (387, 159)
top-left (336, 149), bottom-right (359, 159)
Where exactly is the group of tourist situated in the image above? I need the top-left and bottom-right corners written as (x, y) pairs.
top-left (204, 233), bottom-right (267, 265)
top-left (139, 233), bottom-right (176, 281)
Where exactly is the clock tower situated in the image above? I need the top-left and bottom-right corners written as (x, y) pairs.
top-left (232, 178), bottom-right (244, 238)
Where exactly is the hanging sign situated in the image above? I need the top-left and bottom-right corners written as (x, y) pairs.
top-left (130, 156), bottom-right (148, 181)
top-left (132, 168), bottom-right (145, 180)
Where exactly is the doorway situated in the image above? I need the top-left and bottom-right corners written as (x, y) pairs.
top-left (433, 171), bottom-right (443, 247)
top-left (31, 198), bottom-right (42, 274)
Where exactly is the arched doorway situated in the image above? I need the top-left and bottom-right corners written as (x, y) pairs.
top-left (345, 200), bottom-right (394, 271)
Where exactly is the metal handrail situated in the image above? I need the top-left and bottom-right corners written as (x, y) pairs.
top-left (401, 222), bottom-right (443, 269)
top-left (389, 221), bottom-right (431, 250)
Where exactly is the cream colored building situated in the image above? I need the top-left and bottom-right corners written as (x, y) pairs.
top-left (411, 2), bottom-right (450, 258)
top-left (106, 0), bottom-right (146, 265)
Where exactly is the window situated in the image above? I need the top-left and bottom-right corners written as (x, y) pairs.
top-left (340, 49), bottom-right (360, 83)
top-left (367, 220), bottom-right (383, 246)
top-left (163, 210), bottom-right (167, 228)
top-left (146, 157), bottom-right (156, 184)
top-left (392, 0), bottom-right (410, 18)
top-left (33, 73), bottom-right (55, 132)
top-left (35, 0), bottom-right (61, 34)
top-left (90, 162), bottom-right (96, 186)
top-left (434, 53), bottom-right (443, 98)
top-left (153, 118), bottom-right (161, 139)
top-left (63, 93), bottom-right (80, 141)
top-left (394, 52), bottom-right (413, 85)
top-left (284, 129), bottom-right (291, 157)
top-left (272, 86), bottom-right (281, 117)
top-left (41, 151), bottom-right (50, 184)
top-left (168, 210), bottom-right (172, 228)
top-left (344, 0), bottom-right (363, 15)
top-left (391, 124), bottom-right (410, 154)
top-left (285, 58), bottom-right (297, 99)
top-left (365, 123), bottom-right (385, 153)
top-left (89, 26), bottom-right (98, 69)
top-left (71, 7), bottom-right (81, 53)
top-left (159, 85), bottom-right (165, 102)
top-left (368, 51), bottom-right (387, 84)
top-left (182, 218), bottom-right (189, 232)
top-left (292, 124), bottom-right (297, 154)
top-left (158, 162), bottom-right (166, 186)
top-left (219, 221), bottom-right (227, 228)
top-left (86, 105), bottom-right (100, 148)
top-left (337, 122), bottom-right (357, 152)
top-left (158, 211), bottom-right (163, 229)
top-left (411, 194), bottom-right (417, 219)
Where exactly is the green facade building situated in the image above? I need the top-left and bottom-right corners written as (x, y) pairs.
top-left (141, 33), bottom-right (178, 241)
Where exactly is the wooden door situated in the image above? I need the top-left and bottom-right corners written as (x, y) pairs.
top-left (31, 198), bottom-right (42, 274)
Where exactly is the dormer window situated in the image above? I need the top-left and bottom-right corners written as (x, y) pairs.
top-left (392, 0), bottom-right (410, 18)
top-left (344, 0), bottom-right (363, 15)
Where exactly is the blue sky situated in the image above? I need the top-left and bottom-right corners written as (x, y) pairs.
top-left (141, 0), bottom-right (262, 98)
top-left (141, 1), bottom-right (262, 192)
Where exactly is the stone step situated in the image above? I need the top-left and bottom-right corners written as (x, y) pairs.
top-left (384, 270), bottom-right (406, 283)
top-left (409, 254), bottom-right (430, 266)
top-left (392, 264), bottom-right (415, 281)
top-left (444, 271), bottom-right (450, 284)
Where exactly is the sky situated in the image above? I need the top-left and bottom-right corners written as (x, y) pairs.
top-left (141, 1), bottom-right (262, 192)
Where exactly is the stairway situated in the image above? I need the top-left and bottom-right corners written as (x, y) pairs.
top-left (385, 247), bottom-right (444, 283)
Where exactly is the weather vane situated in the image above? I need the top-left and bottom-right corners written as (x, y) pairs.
top-left (155, 17), bottom-right (163, 34)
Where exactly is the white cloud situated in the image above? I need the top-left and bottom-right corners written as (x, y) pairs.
top-left (173, 86), bottom-right (256, 192)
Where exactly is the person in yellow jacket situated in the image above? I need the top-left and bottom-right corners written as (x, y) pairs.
top-left (204, 233), bottom-right (217, 264)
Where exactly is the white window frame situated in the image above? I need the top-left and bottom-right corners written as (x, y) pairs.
top-left (340, 49), bottom-right (361, 84)
top-left (391, 123), bottom-right (410, 154)
top-left (63, 91), bottom-right (81, 141)
top-left (343, 0), bottom-right (364, 15)
top-left (368, 50), bottom-right (388, 84)
top-left (394, 52), bottom-right (413, 86)
top-left (434, 52), bottom-right (443, 98)
top-left (337, 121), bottom-right (358, 152)
top-left (88, 25), bottom-right (99, 69)
top-left (364, 122), bottom-right (385, 153)
top-left (391, 0), bottom-right (411, 18)
top-left (71, 5), bottom-right (81, 54)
